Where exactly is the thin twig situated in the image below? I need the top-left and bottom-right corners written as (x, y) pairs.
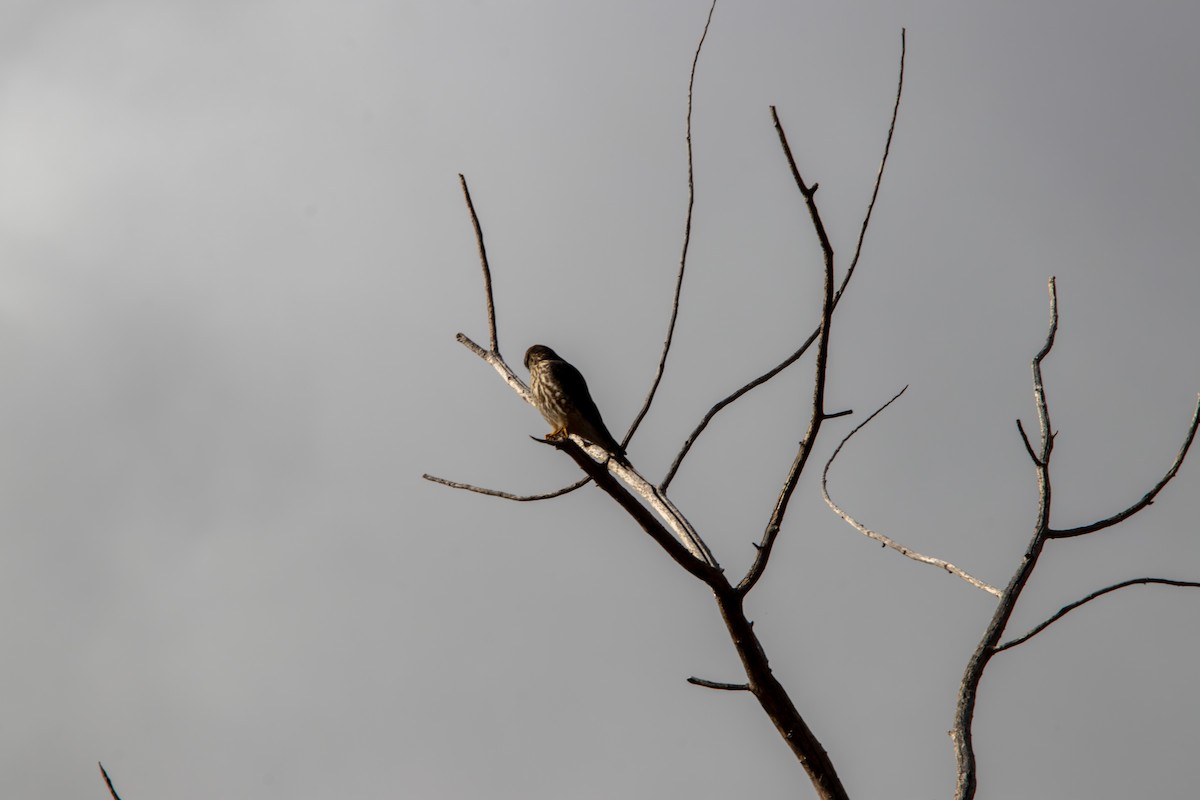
top-left (1031, 277), bottom-right (1059, 464)
top-left (1048, 394), bottom-right (1200, 538)
top-left (688, 677), bottom-right (751, 691)
top-left (623, 0), bottom-right (718, 447)
top-left (821, 387), bottom-right (1002, 596)
top-left (459, 174), bottom-right (499, 355)
top-left (841, 29), bottom-right (906, 297)
top-left (664, 31), bottom-right (906, 490)
top-left (662, 335), bottom-right (815, 490)
top-left (422, 473), bottom-right (590, 501)
top-left (98, 762), bottom-right (123, 800)
top-left (1015, 418), bottom-right (1040, 465)
top-left (994, 578), bottom-right (1200, 653)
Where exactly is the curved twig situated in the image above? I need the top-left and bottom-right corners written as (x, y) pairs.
top-left (458, 175), bottom-right (499, 355)
top-left (994, 578), bottom-right (1200, 653)
top-left (623, 0), bottom-right (718, 447)
top-left (822, 387), bottom-right (1002, 596)
top-left (664, 30), bottom-right (907, 490)
top-left (1048, 394), bottom-right (1200, 538)
top-left (842, 29), bottom-right (906, 295)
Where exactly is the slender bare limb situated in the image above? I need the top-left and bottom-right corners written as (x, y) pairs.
top-left (623, 0), bottom-right (718, 447)
top-left (736, 109), bottom-right (836, 597)
top-left (1015, 418), bottom-right (1040, 465)
top-left (688, 677), bottom-right (751, 691)
top-left (953, 278), bottom-right (1059, 800)
top-left (1048, 394), bottom-right (1200, 538)
top-left (458, 175), bottom-right (499, 355)
top-left (842, 28), bottom-right (906, 294)
top-left (98, 762), bottom-right (123, 800)
top-left (994, 577), bottom-right (1200, 653)
top-left (821, 387), bottom-right (1002, 596)
top-left (664, 30), bottom-right (906, 491)
top-left (662, 335), bottom-right (815, 490)
top-left (422, 473), bottom-right (590, 501)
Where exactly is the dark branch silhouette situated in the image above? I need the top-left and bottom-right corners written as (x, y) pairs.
top-left (734, 105), bottom-right (838, 597)
top-left (995, 577), bottom-right (1200, 653)
top-left (688, 677), bottom-right (752, 691)
top-left (99, 762), bottom-right (123, 800)
top-left (1047, 396), bottom-right (1200, 538)
top-left (624, 0), bottom-right (718, 449)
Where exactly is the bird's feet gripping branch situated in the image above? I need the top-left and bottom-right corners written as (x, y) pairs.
top-left (524, 344), bottom-right (629, 464)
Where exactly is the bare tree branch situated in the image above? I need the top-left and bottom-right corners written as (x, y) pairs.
top-left (98, 762), bottom-right (123, 800)
top-left (1015, 418), bottom-right (1041, 466)
top-left (662, 336), bottom-right (814, 490)
top-left (1048, 394), bottom-right (1200, 538)
top-left (458, 175), bottom-right (499, 355)
top-left (623, 0), bottom-right (718, 447)
top-left (821, 387), bottom-right (1002, 596)
top-left (994, 577), bottom-right (1200, 653)
top-left (688, 677), bottom-right (751, 691)
top-left (953, 277), bottom-right (1060, 800)
top-left (735, 108), bottom-right (836, 597)
top-left (422, 473), bottom-right (590, 501)
top-left (664, 29), bottom-right (906, 491)
top-left (843, 28), bottom-right (906, 295)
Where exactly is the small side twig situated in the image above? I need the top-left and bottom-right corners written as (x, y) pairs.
top-left (98, 762), bottom-right (123, 800)
top-left (1048, 394), bottom-right (1200, 539)
top-left (623, 0), bottom-right (718, 447)
top-left (422, 473), bottom-right (590, 501)
top-left (822, 387), bottom-right (1002, 597)
top-left (458, 174), bottom-right (499, 355)
top-left (994, 578), bottom-right (1200, 653)
top-left (1015, 418), bottom-right (1041, 465)
top-left (688, 677), bottom-right (751, 691)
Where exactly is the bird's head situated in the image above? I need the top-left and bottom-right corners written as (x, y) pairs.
top-left (524, 344), bottom-right (559, 370)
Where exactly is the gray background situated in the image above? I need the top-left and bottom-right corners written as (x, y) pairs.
top-left (2, 1), bottom-right (1198, 798)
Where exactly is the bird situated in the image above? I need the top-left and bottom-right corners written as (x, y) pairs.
top-left (524, 344), bottom-right (628, 463)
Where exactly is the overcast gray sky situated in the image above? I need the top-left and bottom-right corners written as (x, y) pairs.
top-left (2, 1), bottom-right (1198, 798)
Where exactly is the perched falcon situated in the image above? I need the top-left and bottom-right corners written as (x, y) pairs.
top-left (524, 344), bottom-right (627, 463)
